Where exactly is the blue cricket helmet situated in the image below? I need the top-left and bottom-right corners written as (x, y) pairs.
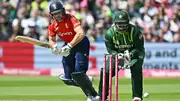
top-left (49, 1), bottom-right (65, 15)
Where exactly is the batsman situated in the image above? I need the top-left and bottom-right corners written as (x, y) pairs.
top-left (97, 10), bottom-right (145, 101)
top-left (48, 1), bottom-right (98, 101)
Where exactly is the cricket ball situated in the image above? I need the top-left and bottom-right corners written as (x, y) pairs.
top-left (143, 92), bottom-right (149, 98)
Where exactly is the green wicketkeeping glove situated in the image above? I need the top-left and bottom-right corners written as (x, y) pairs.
top-left (118, 50), bottom-right (138, 69)
top-left (123, 59), bottom-right (138, 69)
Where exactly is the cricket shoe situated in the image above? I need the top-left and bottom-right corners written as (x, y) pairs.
top-left (88, 76), bottom-right (93, 83)
top-left (86, 96), bottom-right (99, 101)
top-left (59, 73), bottom-right (93, 83)
top-left (94, 96), bottom-right (109, 101)
top-left (58, 74), bottom-right (65, 80)
top-left (133, 97), bottom-right (141, 101)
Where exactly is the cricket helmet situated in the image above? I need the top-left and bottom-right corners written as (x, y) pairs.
top-left (113, 10), bottom-right (130, 32)
top-left (49, 1), bottom-right (65, 20)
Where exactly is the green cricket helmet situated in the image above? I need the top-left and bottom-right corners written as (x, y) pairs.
top-left (113, 10), bottom-right (130, 32)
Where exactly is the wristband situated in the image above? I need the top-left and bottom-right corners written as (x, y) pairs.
top-left (52, 44), bottom-right (58, 48)
top-left (67, 43), bottom-right (72, 48)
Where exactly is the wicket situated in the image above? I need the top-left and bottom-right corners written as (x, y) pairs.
top-left (102, 54), bottom-right (119, 101)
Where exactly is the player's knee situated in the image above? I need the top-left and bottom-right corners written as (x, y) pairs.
top-left (77, 60), bottom-right (87, 66)
top-left (71, 72), bottom-right (88, 82)
top-left (59, 75), bottom-right (78, 86)
top-left (62, 59), bottom-right (67, 64)
top-left (62, 79), bottom-right (78, 86)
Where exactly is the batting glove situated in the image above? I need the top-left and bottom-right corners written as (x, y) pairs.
top-left (61, 43), bottom-right (72, 57)
top-left (50, 44), bottom-right (62, 55)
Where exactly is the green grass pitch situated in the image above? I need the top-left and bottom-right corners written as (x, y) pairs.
top-left (0, 76), bottom-right (180, 101)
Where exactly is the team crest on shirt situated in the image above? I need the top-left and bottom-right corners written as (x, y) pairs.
top-left (139, 34), bottom-right (143, 39)
top-left (119, 15), bottom-right (122, 19)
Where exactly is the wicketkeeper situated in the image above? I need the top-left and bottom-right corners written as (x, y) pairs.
top-left (96, 10), bottom-right (145, 101)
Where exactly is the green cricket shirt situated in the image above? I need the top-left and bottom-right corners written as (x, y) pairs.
top-left (104, 24), bottom-right (145, 59)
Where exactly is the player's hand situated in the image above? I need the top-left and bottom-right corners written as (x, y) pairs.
top-left (117, 53), bottom-right (126, 69)
top-left (124, 50), bottom-right (132, 62)
top-left (118, 50), bottom-right (132, 69)
top-left (117, 53), bottom-right (124, 59)
top-left (123, 59), bottom-right (138, 69)
top-left (61, 43), bottom-right (72, 57)
top-left (122, 50), bottom-right (131, 69)
top-left (123, 50), bottom-right (136, 69)
top-left (50, 44), bottom-right (62, 55)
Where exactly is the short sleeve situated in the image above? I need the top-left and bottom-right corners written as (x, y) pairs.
top-left (48, 25), bottom-right (56, 37)
top-left (70, 15), bottom-right (81, 29)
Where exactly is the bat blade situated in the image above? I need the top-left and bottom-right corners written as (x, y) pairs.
top-left (15, 36), bottom-right (51, 48)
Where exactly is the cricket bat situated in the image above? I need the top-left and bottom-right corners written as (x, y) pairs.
top-left (15, 36), bottom-right (51, 48)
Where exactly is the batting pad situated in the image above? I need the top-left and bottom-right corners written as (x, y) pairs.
top-left (71, 72), bottom-right (97, 97)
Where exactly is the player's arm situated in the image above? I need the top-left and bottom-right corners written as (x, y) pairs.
top-left (122, 28), bottom-right (145, 69)
top-left (48, 25), bottom-right (61, 55)
top-left (69, 26), bottom-right (85, 47)
top-left (48, 25), bottom-right (57, 46)
top-left (104, 29), bottom-right (118, 54)
top-left (49, 36), bottom-right (56, 46)
top-left (69, 16), bottom-right (85, 47)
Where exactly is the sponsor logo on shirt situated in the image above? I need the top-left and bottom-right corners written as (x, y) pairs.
top-left (58, 32), bottom-right (73, 37)
top-left (115, 44), bottom-right (134, 49)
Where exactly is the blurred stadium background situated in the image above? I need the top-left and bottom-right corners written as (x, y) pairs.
top-left (0, 0), bottom-right (180, 101)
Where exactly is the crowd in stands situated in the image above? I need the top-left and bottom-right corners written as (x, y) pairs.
top-left (0, 0), bottom-right (179, 43)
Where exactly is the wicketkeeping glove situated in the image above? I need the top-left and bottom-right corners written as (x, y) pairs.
top-left (118, 50), bottom-right (133, 69)
top-left (117, 53), bottom-right (125, 69)
top-left (123, 50), bottom-right (131, 69)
